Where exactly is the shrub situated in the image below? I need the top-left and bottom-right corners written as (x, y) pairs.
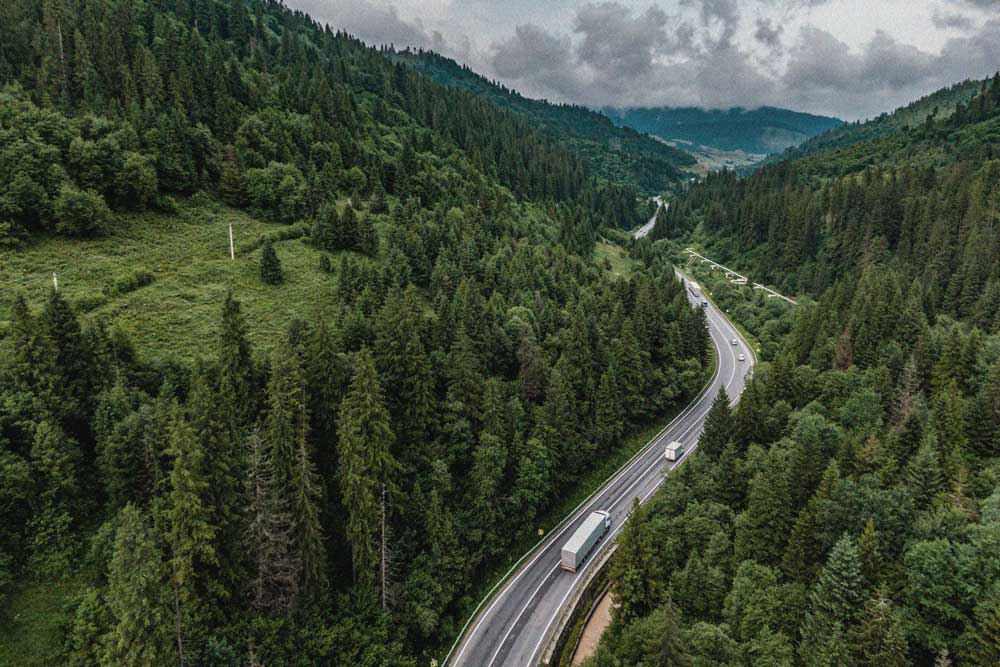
top-left (245, 161), bottom-right (307, 224)
top-left (260, 240), bottom-right (284, 285)
top-left (103, 270), bottom-right (154, 298)
top-left (53, 184), bottom-right (112, 236)
top-left (319, 254), bottom-right (331, 273)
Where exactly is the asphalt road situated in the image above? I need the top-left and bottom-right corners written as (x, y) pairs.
top-left (447, 276), bottom-right (755, 667)
top-left (632, 197), bottom-right (665, 239)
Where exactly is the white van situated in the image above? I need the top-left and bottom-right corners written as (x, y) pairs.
top-left (664, 440), bottom-right (685, 462)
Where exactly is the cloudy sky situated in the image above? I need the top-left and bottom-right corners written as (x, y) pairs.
top-left (286, 0), bottom-right (1000, 120)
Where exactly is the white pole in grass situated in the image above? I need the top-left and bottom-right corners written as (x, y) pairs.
top-left (228, 222), bottom-right (235, 260)
top-left (52, 272), bottom-right (59, 291)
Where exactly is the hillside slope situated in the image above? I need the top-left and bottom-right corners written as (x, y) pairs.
top-left (602, 105), bottom-right (842, 156)
top-left (393, 49), bottom-right (696, 193)
top-left (773, 78), bottom-right (983, 163)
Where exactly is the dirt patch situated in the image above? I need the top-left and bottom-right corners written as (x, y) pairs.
top-left (571, 590), bottom-right (614, 665)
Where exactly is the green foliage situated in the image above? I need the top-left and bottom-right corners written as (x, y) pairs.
top-left (258, 240), bottom-right (283, 285)
top-left (54, 184), bottom-right (112, 236)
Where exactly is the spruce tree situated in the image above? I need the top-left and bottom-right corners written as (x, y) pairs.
top-left (260, 239), bottom-right (283, 285)
top-left (965, 592), bottom-right (1000, 667)
top-left (337, 347), bottom-right (398, 591)
top-left (218, 293), bottom-right (255, 431)
top-left (851, 589), bottom-right (908, 667)
top-left (594, 368), bottom-right (624, 453)
top-left (610, 498), bottom-right (661, 625)
top-left (164, 403), bottom-right (217, 613)
top-left (698, 386), bottom-right (733, 460)
top-left (104, 504), bottom-right (174, 667)
top-left (907, 429), bottom-right (944, 509)
top-left (310, 202), bottom-right (338, 251)
top-left (799, 535), bottom-right (865, 666)
top-left (734, 450), bottom-right (792, 565)
top-left (186, 368), bottom-right (241, 602)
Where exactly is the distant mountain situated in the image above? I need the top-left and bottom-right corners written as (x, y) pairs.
top-left (601, 106), bottom-right (843, 157)
top-left (774, 78), bottom-right (983, 162)
top-left (392, 50), bottom-right (697, 193)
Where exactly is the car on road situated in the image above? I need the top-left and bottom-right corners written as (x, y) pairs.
top-left (731, 338), bottom-right (738, 345)
top-left (738, 353), bottom-right (746, 361)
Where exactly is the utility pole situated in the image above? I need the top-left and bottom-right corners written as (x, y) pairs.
top-left (52, 272), bottom-right (59, 291)
top-left (228, 222), bottom-right (235, 260)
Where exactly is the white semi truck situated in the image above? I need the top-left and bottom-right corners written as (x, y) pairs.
top-left (560, 510), bottom-right (611, 573)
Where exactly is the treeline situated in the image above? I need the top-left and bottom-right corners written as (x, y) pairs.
top-left (589, 262), bottom-right (1000, 667)
top-left (0, 0), bottom-right (648, 246)
top-left (655, 73), bottom-right (1000, 324)
top-left (393, 49), bottom-right (695, 196)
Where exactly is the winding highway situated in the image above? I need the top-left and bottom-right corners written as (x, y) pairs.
top-left (445, 267), bottom-right (756, 667)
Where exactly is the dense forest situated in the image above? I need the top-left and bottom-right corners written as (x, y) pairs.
top-left (654, 74), bottom-right (1000, 315)
top-left (0, 0), bottom-right (712, 664)
top-left (585, 75), bottom-right (1000, 667)
top-left (392, 50), bottom-right (696, 196)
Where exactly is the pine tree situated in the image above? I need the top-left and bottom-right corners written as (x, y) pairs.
top-left (965, 592), bottom-right (1000, 667)
top-left (734, 450), bottom-right (792, 565)
top-left (698, 387), bottom-right (733, 460)
top-left (907, 429), bottom-right (944, 509)
top-left (260, 239), bottom-right (283, 285)
top-left (851, 589), bottom-right (908, 667)
top-left (799, 535), bottom-right (865, 666)
top-left (615, 317), bottom-right (646, 424)
top-left (858, 517), bottom-right (882, 589)
top-left (337, 347), bottom-right (398, 592)
top-left (104, 504), bottom-right (174, 667)
top-left (186, 369), bottom-right (241, 603)
top-left (610, 498), bottom-right (662, 625)
top-left (594, 369), bottom-right (624, 453)
top-left (219, 145), bottom-right (245, 206)
top-left (164, 402), bottom-right (217, 613)
top-left (310, 202), bottom-right (338, 251)
top-left (218, 293), bottom-right (255, 432)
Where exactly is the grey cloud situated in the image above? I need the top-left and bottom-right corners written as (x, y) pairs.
top-left (754, 17), bottom-right (783, 50)
top-left (948, 0), bottom-right (1000, 8)
top-left (491, 24), bottom-right (585, 100)
top-left (682, 0), bottom-right (740, 47)
top-left (573, 3), bottom-right (671, 77)
top-left (932, 10), bottom-right (975, 29)
top-left (291, 0), bottom-right (434, 49)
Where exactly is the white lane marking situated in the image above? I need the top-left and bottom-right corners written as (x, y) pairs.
top-left (450, 314), bottom-right (723, 666)
top-left (525, 297), bottom-right (755, 667)
top-left (484, 563), bottom-right (561, 667)
top-left (458, 275), bottom-right (757, 667)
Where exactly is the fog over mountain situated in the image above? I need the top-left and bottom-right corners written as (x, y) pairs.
top-left (290, 0), bottom-right (1000, 121)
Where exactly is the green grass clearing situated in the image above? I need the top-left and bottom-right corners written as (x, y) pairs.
top-left (0, 580), bottom-right (84, 667)
top-left (0, 201), bottom-right (355, 363)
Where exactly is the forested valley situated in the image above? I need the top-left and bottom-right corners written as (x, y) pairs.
top-left (0, 0), bottom-right (711, 664)
top-left (585, 75), bottom-right (1000, 666)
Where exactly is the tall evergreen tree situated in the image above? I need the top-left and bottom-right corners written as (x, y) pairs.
top-left (337, 348), bottom-right (398, 593)
top-left (104, 504), bottom-right (174, 667)
top-left (218, 293), bottom-right (255, 431)
top-left (698, 387), bottom-right (733, 460)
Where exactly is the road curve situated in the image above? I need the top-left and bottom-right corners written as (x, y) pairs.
top-left (632, 197), bottom-right (665, 239)
top-left (446, 274), bottom-right (755, 667)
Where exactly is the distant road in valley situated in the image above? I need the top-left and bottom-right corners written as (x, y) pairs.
top-left (632, 197), bottom-right (665, 239)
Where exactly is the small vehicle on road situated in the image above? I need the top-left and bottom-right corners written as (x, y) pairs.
top-left (664, 440), bottom-right (685, 462)
top-left (731, 338), bottom-right (738, 345)
top-left (701, 299), bottom-right (708, 308)
top-left (738, 353), bottom-right (746, 361)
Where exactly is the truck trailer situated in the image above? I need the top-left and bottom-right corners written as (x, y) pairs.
top-left (664, 440), bottom-right (685, 462)
top-left (560, 510), bottom-right (611, 573)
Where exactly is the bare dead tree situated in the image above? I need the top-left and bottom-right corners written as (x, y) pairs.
top-left (244, 429), bottom-right (300, 613)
